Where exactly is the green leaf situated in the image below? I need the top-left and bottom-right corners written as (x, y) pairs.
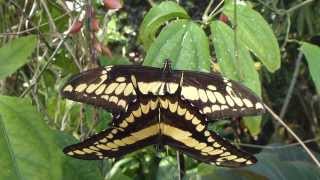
top-left (210, 20), bottom-right (261, 135)
top-left (0, 95), bottom-right (103, 180)
top-left (223, 3), bottom-right (281, 73)
top-left (0, 35), bottom-right (37, 80)
top-left (139, 1), bottom-right (190, 50)
top-left (0, 95), bottom-right (62, 180)
top-left (54, 132), bottom-right (103, 180)
top-left (145, 20), bottom-right (211, 72)
top-left (196, 146), bottom-right (320, 180)
top-left (300, 42), bottom-right (320, 94)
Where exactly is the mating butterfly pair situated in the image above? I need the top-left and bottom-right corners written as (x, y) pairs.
top-left (61, 60), bottom-right (264, 167)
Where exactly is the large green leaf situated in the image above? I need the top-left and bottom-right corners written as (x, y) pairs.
top-left (0, 35), bottom-right (37, 80)
top-left (0, 95), bottom-right (62, 180)
top-left (0, 95), bottom-right (103, 180)
top-left (54, 132), bottom-right (103, 180)
top-left (139, 1), bottom-right (190, 50)
top-left (194, 146), bottom-right (320, 180)
top-left (223, 2), bottom-right (281, 73)
top-left (210, 20), bottom-right (261, 135)
top-left (145, 20), bottom-right (211, 72)
top-left (300, 42), bottom-right (320, 94)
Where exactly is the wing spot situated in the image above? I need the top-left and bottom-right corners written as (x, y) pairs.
top-left (119, 121), bottom-right (128, 128)
top-left (75, 84), bottom-right (87, 92)
top-left (234, 158), bottom-right (247, 163)
top-left (207, 85), bottom-right (217, 91)
top-left (111, 129), bottom-right (118, 134)
top-left (213, 142), bottom-right (221, 148)
top-left (133, 108), bottom-right (142, 118)
top-left (225, 95), bottom-right (235, 107)
top-left (141, 102), bottom-right (150, 114)
top-left (203, 106), bottom-right (211, 114)
top-left (243, 99), bottom-right (253, 108)
top-left (160, 98), bottom-right (169, 109)
top-left (167, 82), bottom-right (179, 94)
top-left (115, 83), bottom-right (126, 95)
top-left (204, 130), bottom-right (210, 137)
top-left (185, 110), bottom-right (194, 120)
top-left (206, 90), bottom-right (216, 103)
top-left (101, 95), bottom-right (109, 101)
top-left (177, 105), bottom-right (187, 116)
top-left (208, 149), bottom-right (223, 155)
top-left (97, 144), bottom-right (111, 150)
top-left (255, 102), bottom-right (264, 109)
top-left (196, 124), bottom-right (205, 132)
top-left (168, 101), bottom-right (178, 113)
top-left (99, 138), bottom-right (108, 143)
top-left (116, 76), bottom-right (126, 82)
top-left (126, 114), bottom-right (134, 123)
top-left (117, 99), bottom-right (127, 109)
top-left (181, 86), bottom-right (199, 101)
top-left (198, 89), bottom-right (208, 103)
top-left (73, 150), bottom-right (85, 155)
top-left (123, 83), bottom-right (135, 96)
top-left (105, 83), bottom-right (119, 94)
top-left (106, 134), bottom-right (113, 139)
top-left (202, 146), bottom-right (214, 153)
top-left (195, 143), bottom-right (207, 150)
top-left (207, 137), bottom-right (215, 142)
top-left (95, 84), bottom-right (107, 95)
top-left (109, 96), bottom-right (119, 104)
top-left (214, 92), bottom-right (226, 104)
top-left (191, 117), bottom-right (201, 125)
top-left (211, 105), bottom-right (220, 112)
top-left (63, 85), bottom-right (73, 92)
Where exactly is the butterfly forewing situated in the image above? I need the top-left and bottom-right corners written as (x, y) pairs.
top-left (179, 70), bottom-right (265, 120)
top-left (61, 65), bottom-right (164, 113)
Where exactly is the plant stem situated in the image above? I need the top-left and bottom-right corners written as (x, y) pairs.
top-left (265, 104), bottom-right (320, 167)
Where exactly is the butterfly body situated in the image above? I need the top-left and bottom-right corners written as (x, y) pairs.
top-left (61, 60), bottom-right (264, 167)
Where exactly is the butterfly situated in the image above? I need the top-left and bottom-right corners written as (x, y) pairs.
top-left (61, 59), bottom-right (265, 167)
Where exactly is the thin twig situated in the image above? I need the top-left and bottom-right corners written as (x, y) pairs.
top-left (235, 137), bottom-right (320, 149)
top-left (264, 104), bottom-right (320, 167)
top-left (177, 151), bottom-right (185, 180)
top-left (279, 52), bottom-right (303, 119)
top-left (286, 0), bottom-right (314, 13)
top-left (20, 36), bottom-right (67, 97)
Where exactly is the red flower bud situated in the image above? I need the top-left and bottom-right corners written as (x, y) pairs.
top-left (219, 14), bottom-right (228, 23)
top-left (90, 18), bottom-right (100, 32)
top-left (69, 20), bottom-right (83, 34)
top-left (103, 0), bottom-right (122, 10)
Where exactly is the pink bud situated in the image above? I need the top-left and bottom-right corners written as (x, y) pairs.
top-left (103, 0), bottom-right (122, 10)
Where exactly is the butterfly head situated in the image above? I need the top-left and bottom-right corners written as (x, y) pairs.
top-left (162, 59), bottom-right (172, 73)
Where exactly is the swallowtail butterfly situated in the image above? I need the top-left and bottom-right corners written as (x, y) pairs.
top-left (61, 60), bottom-right (265, 167)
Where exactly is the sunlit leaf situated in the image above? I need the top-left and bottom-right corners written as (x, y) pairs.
top-left (0, 95), bottom-right (62, 180)
top-left (300, 42), bottom-right (320, 94)
top-left (210, 20), bottom-right (261, 135)
top-left (139, 1), bottom-right (190, 50)
top-left (145, 20), bottom-right (211, 72)
top-left (223, 2), bottom-right (281, 73)
top-left (0, 35), bottom-right (37, 79)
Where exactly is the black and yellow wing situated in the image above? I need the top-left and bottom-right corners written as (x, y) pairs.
top-left (63, 97), bottom-right (160, 159)
top-left (159, 96), bottom-right (256, 167)
top-left (177, 70), bottom-right (265, 120)
top-left (61, 65), bottom-right (164, 113)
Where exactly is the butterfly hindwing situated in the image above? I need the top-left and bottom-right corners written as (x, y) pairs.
top-left (160, 96), bottom-right (256, 167)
